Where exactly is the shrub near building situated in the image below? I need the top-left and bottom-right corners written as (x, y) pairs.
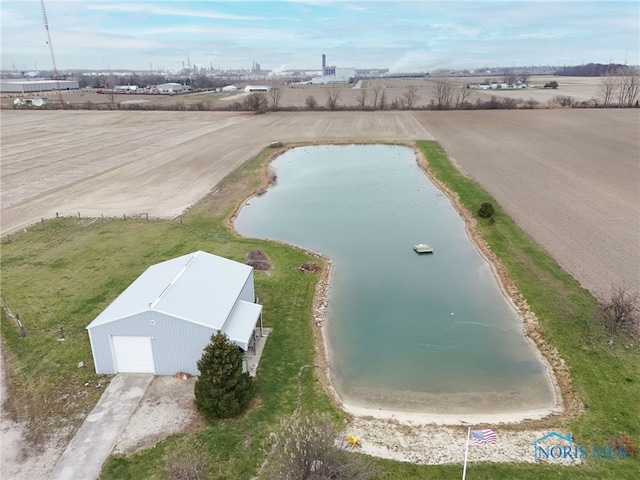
top-left (195, 331), bottom-right (254, 420)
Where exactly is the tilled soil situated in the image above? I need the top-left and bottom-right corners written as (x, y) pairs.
top-left (2, 108), bottom-right (637, 297)
top-left (416, 108), bottom-right (640, 298)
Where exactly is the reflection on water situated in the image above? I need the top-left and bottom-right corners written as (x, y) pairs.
top-left (235, 144), bottom-right (555, 414)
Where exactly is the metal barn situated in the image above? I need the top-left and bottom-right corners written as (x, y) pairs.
top-left (86, 251), bottom-right (263, 376)
top-left (0, 79), bottom-right (79, 93)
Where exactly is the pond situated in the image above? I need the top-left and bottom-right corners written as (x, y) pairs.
top-left (235, 144), bottom-right (555, 414)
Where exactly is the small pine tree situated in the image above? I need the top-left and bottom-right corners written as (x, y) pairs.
top-left (194, 331), bottom-right (254, 420)
top-left (477, 202), bottom-right (495, 219)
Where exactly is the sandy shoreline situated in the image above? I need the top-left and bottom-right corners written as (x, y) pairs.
top-left (341, 404), bottom-right (561, 426)
top-left (344, 418), bottom-right (582, 465)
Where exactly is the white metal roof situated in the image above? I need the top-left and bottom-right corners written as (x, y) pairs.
top-left (224, 300), bottom-right (263, 350)
top-left (0, 79), bottom-right (80, 93)
top-left (87, 251), bottom-right (255, 332)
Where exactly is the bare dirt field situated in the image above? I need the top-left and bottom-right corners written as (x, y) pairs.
top-left (415, 108), bottom-right (639, 298)
top-left (2, 108), bottom-right (637, 298)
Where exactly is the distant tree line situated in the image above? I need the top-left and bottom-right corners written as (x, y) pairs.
top-left (76, 73), bottom-right (228, 90)
top-left (554, 63), bottom-right (632, 77)
top-left (16, 68), bottom-right (639, 112)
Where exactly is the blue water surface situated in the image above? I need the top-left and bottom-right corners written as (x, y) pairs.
top-left (235, 144), bottom-right (555, 414)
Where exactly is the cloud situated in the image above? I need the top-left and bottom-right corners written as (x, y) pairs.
top-left (268, 64), bottom-right (288, 75)
top-left (84, 4), bottom-right (261, 21)
top-left (387, 50), bottom-right (450, 73)
top-left (1, 0), bottom-right (637, 72)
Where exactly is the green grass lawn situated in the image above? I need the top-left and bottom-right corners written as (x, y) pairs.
top-left (1, 141), bottom-right (637, 479)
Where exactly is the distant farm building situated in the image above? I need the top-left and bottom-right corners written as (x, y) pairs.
top-left (0, 79), bottom-right (79, 93)
top-left (86, 251), bottom-right (263, 376)
top-left (113, 85), bottom-right (138, 93)
top-left (222, 85), bottom-right (238, 92)
top-left (311, 67), bottom-right (356, 85)
top-left (468, 81), bottom-right (529, 90)
top-left (244, 85), bottom-right (271, 92)
top-left (154, 82), bottom-right (184, 94)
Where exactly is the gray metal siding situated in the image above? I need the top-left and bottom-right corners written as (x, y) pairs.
top-left (239, 272), bottom-right (256, 303)
top-left (88, 311), bottom-right (215, 375)
top-left (0, 80), bottom-right (80, 93)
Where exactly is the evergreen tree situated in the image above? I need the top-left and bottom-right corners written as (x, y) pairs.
top-left (477, 202), bottom-right (495, 219)
top-left (194, 331), bottom-right (254, 420)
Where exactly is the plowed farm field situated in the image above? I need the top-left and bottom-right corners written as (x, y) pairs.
top-left (1, 109), bottom-right (638, 298)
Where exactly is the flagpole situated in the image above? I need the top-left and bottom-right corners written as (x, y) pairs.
top-left (462, 427), bottom-right (471, 480)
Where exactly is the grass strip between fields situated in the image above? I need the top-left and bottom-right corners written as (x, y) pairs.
top-left (0, 141), bottom-right (637, 479)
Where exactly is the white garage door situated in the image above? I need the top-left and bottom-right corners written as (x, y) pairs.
top-left (111, 336), bottom-right (155, 373)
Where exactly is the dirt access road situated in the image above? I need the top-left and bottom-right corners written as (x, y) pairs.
top-left (1, 109), bottom-right (638, 298)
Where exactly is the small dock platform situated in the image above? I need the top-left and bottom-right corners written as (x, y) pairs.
top-left (414, 244), bottom-right (434, 254)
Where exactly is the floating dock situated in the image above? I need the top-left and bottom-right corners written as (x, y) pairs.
top-left (414, 244), bottom-right (434, 254)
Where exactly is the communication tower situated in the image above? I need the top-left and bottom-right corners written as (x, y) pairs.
top-left (40, 0), bottom-right (64, 107)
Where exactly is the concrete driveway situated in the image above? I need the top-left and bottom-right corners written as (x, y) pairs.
top-left (48, 373), bottom-right (153, 480)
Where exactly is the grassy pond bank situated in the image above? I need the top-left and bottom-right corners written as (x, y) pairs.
top-left (0, 141), bottom-right (637, 479)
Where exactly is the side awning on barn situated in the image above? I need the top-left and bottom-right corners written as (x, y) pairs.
top-left (223, 300), bottom-right (263, 351)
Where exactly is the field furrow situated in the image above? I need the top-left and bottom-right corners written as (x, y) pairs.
top-left (1, 109), bottom-right (637, 298)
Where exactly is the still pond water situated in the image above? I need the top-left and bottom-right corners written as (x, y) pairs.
top-left (235, 145), bottom-right (555, 414)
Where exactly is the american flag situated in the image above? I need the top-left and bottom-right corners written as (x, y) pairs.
top-left (472, 429), bottom-right (497, 445)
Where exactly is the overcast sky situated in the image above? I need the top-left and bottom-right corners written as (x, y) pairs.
top-left (1, 1), bottom-right (638, 73)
